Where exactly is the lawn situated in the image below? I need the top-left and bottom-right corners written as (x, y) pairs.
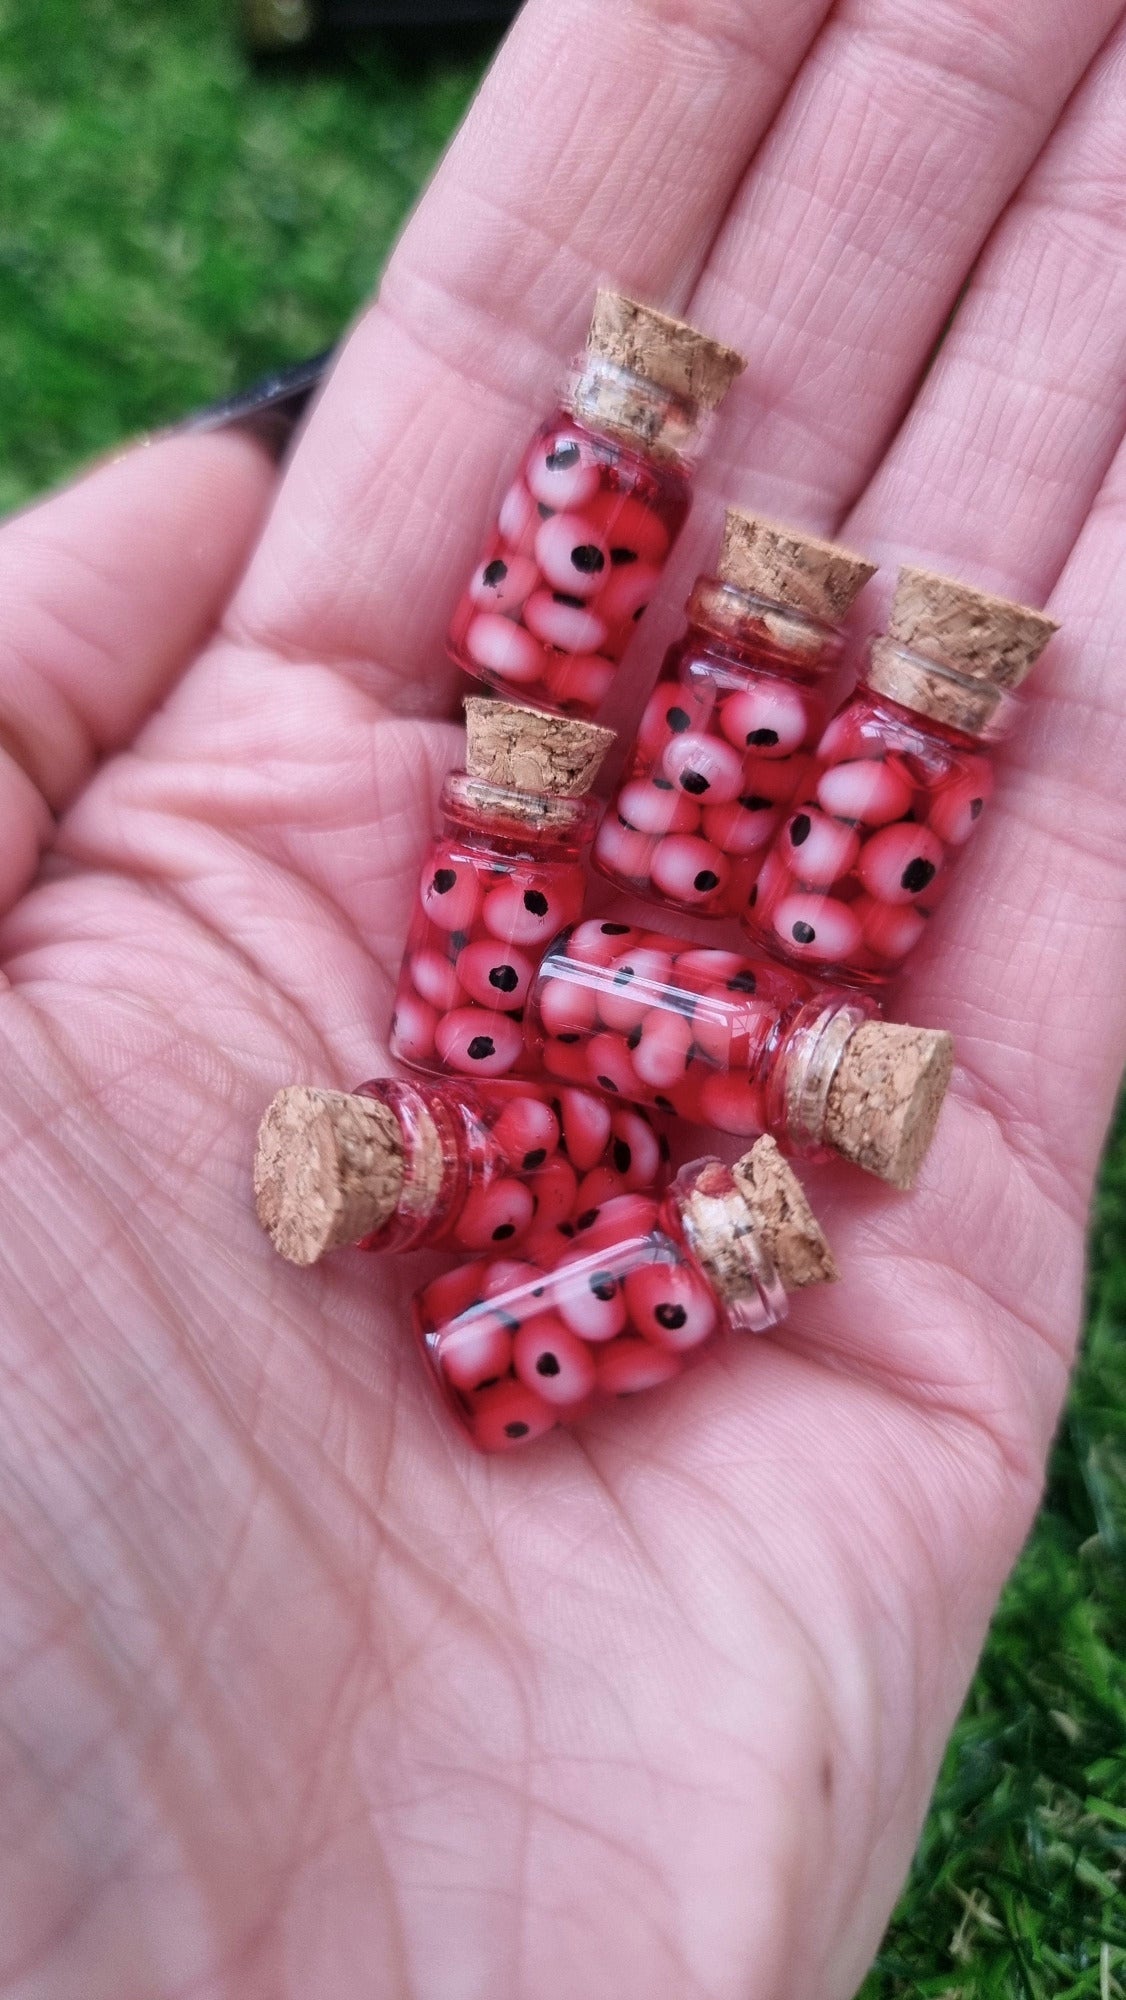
top-left (0, 1), bottom-right (1122, 1989)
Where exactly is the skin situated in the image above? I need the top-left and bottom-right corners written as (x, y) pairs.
top-left (2, 0), bottom-right (1126, 1991)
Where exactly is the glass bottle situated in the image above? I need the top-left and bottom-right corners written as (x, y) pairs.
top-left (254, 1077), bottom-right (672, 1269)
top-left (528, 918), bottom-right (952, 1188)
top-left (390, 699), bottom-right (613, 1079)
top-left (593, 512), bottom-right (874, 916)
top-left (447, 290), bottom-right (745, 719)
top-left (743, 566), bottom-right (1057, 983)
top-left (412, 1138), bottom-right (837, 1452)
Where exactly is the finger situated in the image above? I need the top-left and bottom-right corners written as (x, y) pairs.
top-left (223, 0), bottom-right (841, 704)
top-left (837, 22), bottom-right (1126, 1198)
top-left (0, 431), bottom-right (274, 915)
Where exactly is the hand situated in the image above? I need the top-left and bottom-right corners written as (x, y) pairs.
top-left (3, 1), bottom-right (1126, 1991)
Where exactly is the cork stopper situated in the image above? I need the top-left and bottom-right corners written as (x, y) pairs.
top-left (254, 1087), bottom-right (408, 1266)
top-left (464, 698), bottom-right (615, 798)
top-left (719, 513), bottom-right (877, 626)
top-left (732, 1138), bottom-right (839, 1289)
top-left (887, 567), bottom-right (1057, 692)
top-left (587, 290), bottom-right (745, 410)
top-left (823, 1022), bottom-right (954, 1190)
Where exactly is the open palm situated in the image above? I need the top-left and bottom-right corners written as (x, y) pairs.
top-left (4, 1), bottom-right (1126, 1992)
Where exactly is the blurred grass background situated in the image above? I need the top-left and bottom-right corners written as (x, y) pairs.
top-left (0, 1), bottom-right (1122, 1990)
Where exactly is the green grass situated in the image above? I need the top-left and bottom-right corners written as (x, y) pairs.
top-left (1, 3), bottom-right (1123, 1989)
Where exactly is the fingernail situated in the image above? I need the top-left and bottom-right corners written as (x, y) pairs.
top-left (182, 349), bottom-right (334, 459)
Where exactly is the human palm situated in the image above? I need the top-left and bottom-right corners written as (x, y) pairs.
top-left (4, 1), bottom-right (1126, 1992)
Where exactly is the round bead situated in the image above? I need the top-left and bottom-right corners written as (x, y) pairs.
top-left (543, 651), bottom-right (617, 713)
top-left (555, 1261), bottom-right (629, 1342)
top-left (599, 948), bottom-right (675, 1034)
top-left (661, 731), bottom-right (745, 804)
top-left (534, 512), bottom-right (610, 598)
top-left (456, 938), bottom-right (536, 1010)
top-left (596, 1336), bottom-right (683, 1396)
top-left (855, 822), bottom-right (945, 904)
top-left (514, 1314), bottom-right (598, 1406)
top-left (525, 430), bottom-right (601, 510)
top-left (650, 834), bottom-right (730, 907)
top-left (591, 814), bottom-right (654, 885)
top-left (490, 1094), bottom-right (560, 1171)
top-left (537, 975), bottom-right (597, 1038)
top-left (771, 893), bottom-right (864, 962)
top-left (609, 1108), bottom-right (663, 1191)
top-left (542, 1038), bottom-right (592, 1084)
top-left (698, 1070), bottom-right (766, 1136)
top-left (855, 894), bottom-right (929, 961)
top-left (434, 1008), bottom-right (525, 1076)
top-left (417, 1261), bottom-right (488, 1329)
top-left (585, 1032), bottom-right (639, 1099)
top-left (497, 478), bottom-right (540, 546)
top-left (464, 612), bottom-right (547, 686)
top-left (420, 857), bottom-right (482, 934)
top-left (468, 1378), bottom-right (558, 1452)
top-left (592, 560), bottom-right (661, 634)
top-left (468, 553), bottom-right (538, 612)
top-left (928, 766), bottom-right (992, 845)
top-left (631, 1008), bottom-right (693, 1092)
top-left (564, 919), bottom-right (644, 966)
top-left (574, 1165), bottom-right (630, 1215)
top-left (816, 758), bottom-right (913, 826)
top-left (482, 876), bottom-right (579, 948)
top-left (528, 1155), bottom-right (580, 1228)
top-left (702, 798), bottom-right (779, 856)
top-left (390, 991), bottom-right (438, 1065)
top-left (559, 1086), bottom-right (613, 1173)
top-left (586, 490), bottom-right (671, 565)
top-left (783, 807), bottom-right (861, 888)
top-left (816, 708), bottom-right (871, 762)
top-left (575, 1194), bottom-right (661, 1247)
top-left (439, 1314), bottom-right (514, 1394)
top-left (741, 752), bottom-right (810, 805)
top-left (615, 778), bottom-right (700, 837)
top-left (409, 949), bottom-right (463, 1011)
top-left (453, 1178), bottom-right (537, 1252)
top-left (524, 589), bottom-right (608, 654)
top-left (636, 680), bottom-right (709, 756)
top-left (720, 681), bottom-right (808, 757)
top-left (625, 1260), bottom-right (718, 1351)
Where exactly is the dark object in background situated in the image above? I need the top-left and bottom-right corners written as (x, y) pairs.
top-left (243, 0), bottom-right (519, 50)
top-left (185, 350), bottom-right (334, 458)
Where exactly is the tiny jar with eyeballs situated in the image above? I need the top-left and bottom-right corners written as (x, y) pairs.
top-left (254, 1075), bottom-right (672, 1272)
top-left (412, 1136), bottom-right (838, 1453)
top-left (744, 566), bottom-right (1058, 983)
top-left (447, 290), bottom-right (745, 719)
top-left (594, 511), bottom-right (876, 917)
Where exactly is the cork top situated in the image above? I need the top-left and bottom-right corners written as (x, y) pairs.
top-left (824, 1022), bottom-right (954, 1189)
top-left (888, 566), bottom-right (1057, 692)
top-left (720, 512), bottom-right (877, 625)
top-left (587, 290), bottom-right (745, 410)
top-left (464, 697), bottom-right (615, 798)
top-left (732, 1138), bottom-right (839, 1289)
top-left (254, 1086), bottom-right (416, 1265)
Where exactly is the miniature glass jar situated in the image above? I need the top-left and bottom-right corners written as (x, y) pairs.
top-left (413, 1140), bottom-right (836, 1452)
top-left (593, 513), bottom-right (875, 917)
top-left (743, 566), bottom-right (1058, 983)
top-left (254, 1076), bottom-right (671, 1270)
top-left (446, 290), bottom-right (744, 719)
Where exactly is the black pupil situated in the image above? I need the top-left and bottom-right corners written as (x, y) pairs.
top-left (655, 1302), bottom-right (687, 1330)
top-left (482, 559), bottom-right (508, 587)
top-left (740, 795), bottom-right (772, 812)
top-left (492, 1223), bottom-right (516, 1241)
top-left (523, 1148), bottom-right (547, 1170)
top-left (727, 971), bottom-right (756, 993)
top-left (433, 868), bottom-right (457, 894)
top-left (505, 1421), bottom-right (530, 1438)
top-left (591, 1276), bottom-right (616, 1301)
top-left (901, 857), bottom-right (937, 893)
top-left (792, 921), bottom-right (816, 945)
top-left (681, 771), bottom-right (709, 795)
top-left (790, 814), bottom-right (811, 847)
top-left (570, 544), bottom-right (605, 574)
top-left (667, 707), bottom-right (690, 732)
top-left (467, 1035), bottom-right (496, 1060)
top-left (610, 547), bottom-right (638, 565)
top-left (748, 728), bottom-right (779, 746)
top-left (602, 922), bottom-right (629, 934)
top-left (971, 797), bottom-right (984, 819)
top-left (489, 964), bottom-right (519, 992)
top-left (524, 890), bottom-right (549, 916)
top-left (613, 1140), bottom-right (632, 1173)
top-left (554, 591), bottom-right (587, 608)
top-left (546, 442), bottom-right (580, 470)
top-left (536, 1353), bottom-right (561, 1377)
top-left (694, 870), bottom-right (719, 891)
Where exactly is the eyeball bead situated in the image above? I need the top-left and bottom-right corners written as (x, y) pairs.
top-left (524, 590), bottom-right (609, 655)
top-left (586, 490), bottom-right (671, 565)
top-left (564, 920), bottom-right (644, 966)
top-left (452, 1179), bottom-right (537, 1252)
top-left (928, 765), bottom-right (993, 845)
top-left (464, 612), bottom-right (548, 687)
top-left (490, 1095), bottom-right (560, 1171)
top-left (497, 478), bottom-right (541, 546)
top-left (555, 1260), bottom-right (629, 1342)
top-left (543, 651), bottom-right (617, 714)
top-left (599, 948), bottom-right (676, 1033)
top-left (513, 1314), bottom-right (598, 1406)
top-left (609, 1108), bottom-right (664, 1191)
top-left (631, 1008), bottom-right (694, 1093)
top-left (636, 680), bottom-right (713, 756)
top-left (524, 430), bottom-right (601, 510)
top-left (855, 822), bottom-right (945, 904)
top-left (854, 894), bottom-right (929, 962)
top-left (534, 513), bottom-right (610, 598)
top-left (574, 1166), bottom-right (630, 1216)
top-left (591, 815), bottom-right (655, 885)
top-left (615, 779), bottom-right (700, 837)
top-left (417, 1261), bottom-right (487, 1330)
top-left (698, 1070), bottom-right (767, 1136)
top-left (720, 682), bottom-right (809, 757)
top-left (596, 1336), bottom-right (683, 1395)
top-left (624, 1261), bottom-right (718, 1352)
top-left (468, 553), bottom-right (538, 612)
top-left (482, 877), bottom-right (580, 947)
top-left (467, 1379), bottom-right (558, 1452)
top-left (456, 939), bottom-right (537, 1010)
top-left (434, 1008), bottom-right (525, 1076)
top-left (661, 731), bottom-right (745, 804)
top-left (783, 808), bottom-right (861, 888)
top-left (575, 1194), bottom-right (662, 1248)
top-left (816, 758), bottom-right (913, 826)
top-left (390, 991), bottom-right (438, 1066)
top-left (585, 1033), bottom-right (639, 1099)
top-left (650, 835), bottom-right (730, 907)
top-left (420, 857), bottom-right (482, 934)
top-left (439, 1314), bottom-right (515, 1395)
top-left (409, 950), bottom-right (463, 1011)
top-left (559, 1086), bottom-right (613, 1172)
top-left (702, 798), bottom-right (779, 856)
top-left (771, 893), bottom-right (865, 963)
top-left (538, 976), bottom-right (598, 1038)
top-left (592, 560), bottom-right (662, 636)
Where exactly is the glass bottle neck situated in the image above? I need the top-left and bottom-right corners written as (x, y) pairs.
top-left (685, 577), bottom-right (843, 683)
top-left (440, 774), bottom-right (599, 859)
top-left (864, 638), bottom-right (1016, 742)
top-left (565, 351), bottom-right (704, 466)
top-left (353, 1079), bottom-right (466, 1252)
top-left (770, 997), bottom-right (879, 1157)
top-left (669, 1159), bottom-right (788, 1334)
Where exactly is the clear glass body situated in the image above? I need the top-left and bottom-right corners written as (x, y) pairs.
top-left (390, 776), bottom-right (595, 1079)
top-left (353, 1076), bottom-right (671, 1263)
top-left (593, 579), bottom-right (839, 917)
top-left (742, 686), bottom-right (995, 984)
top-left (412, 1161), bottom-right (787, 1452)
top-left (447, 368), bottom-right (694, 719)
top-left (528, 918), bottom-right (878, 1145)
